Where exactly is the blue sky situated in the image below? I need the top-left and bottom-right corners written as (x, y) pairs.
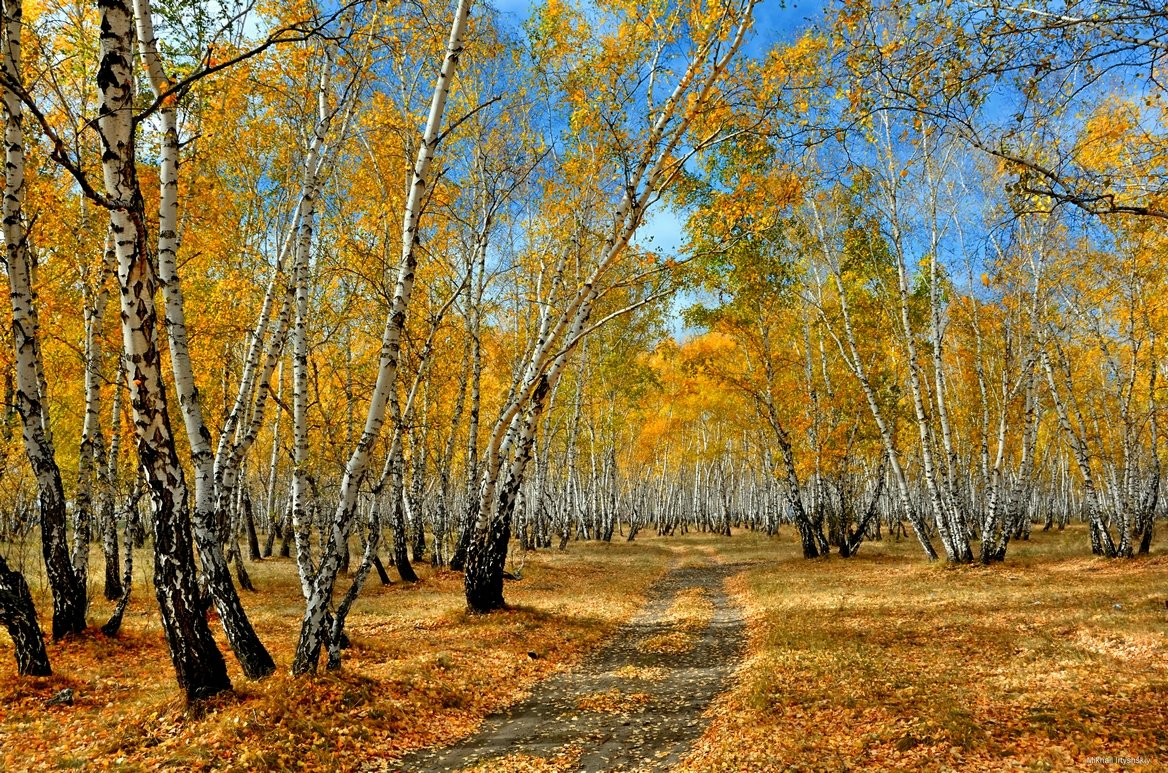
top-left (490, 0), bottom-right (829, 54)
top-left (487, 0), bottom-right (832, 339)
top-left (587, 0), bottom-right (831, 259)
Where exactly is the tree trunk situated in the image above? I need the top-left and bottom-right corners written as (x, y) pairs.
top-left (101, 489), bottom-right (137, 637)
top-left (466, 376), bottom-right (550, 613)
top-left (96, 0), bottom-right (230, 700)
top-left (101, 360), bottom-right (126, 600)
top-left (1, 0), bottom-right (87, 639)
top-left (132, 0), bottom-right (273, 680)
top-left (393, 494), bottom-right (418, 583)
top-left (811, 218), bottom-right (938, 561)
top-left (243, 493), bottom-right (262, 562)
top-left (0, 554), bottom-right (51, 676)
top-left (292, 0), bottom-right (472, 674)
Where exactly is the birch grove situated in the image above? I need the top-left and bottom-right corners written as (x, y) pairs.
top-left (0, 0), bottom-right (1164, 705)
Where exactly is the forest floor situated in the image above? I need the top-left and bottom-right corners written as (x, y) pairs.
top-left (394, 552), bottom-right (747, 772)
top-left (0, 526), bottom-right (1166, 771)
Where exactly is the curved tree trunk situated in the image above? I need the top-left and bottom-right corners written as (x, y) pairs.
top-left (1, 0), bottom-right (87, 640)
top-left (131, 0), bottom-right (274, 680)
top-left (292, 0), bottom-right (472, 674)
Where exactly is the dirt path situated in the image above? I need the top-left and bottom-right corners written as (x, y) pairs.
top-left (393, 558), bottom-right (747, 772)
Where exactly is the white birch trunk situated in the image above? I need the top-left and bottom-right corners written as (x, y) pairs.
top-left (96, 0), bottom-right (231, 700)
top-left (1, 0), bottom-right (87, 638)
top-left (132, 0), bottom-right (274, 679)
top-left (292, 0), bottom-right (474, 674)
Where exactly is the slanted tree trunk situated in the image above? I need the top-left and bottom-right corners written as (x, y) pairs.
top-left (1041, 342), bottom-right (1117, 556)
top-left (408, 385), bottom-right (429, 563)
top-left (464, 0), bottom-right (757, 614)
top-left (263, 363), bottom-right (285, 558)
top-left (292, 0), bottom-right (472, 674)
top-left (327, 496), bottom-right (383, 669)
top-left (465, 378), bottom-right (550, 613)
top-left (886, 180), bottom-right (965, 563)
top-left (131, 0), bottom-right (274, 680)
top-left (759, 321), bottom-right (827, 558)
top-left (1, 0), bottom-right (87, 639)
top-left (840, 454), bottom-right (888, 558)
top-left (0, 553), bottom-right (51, 676)
top-left (809, 206), bottom-right (938, 561)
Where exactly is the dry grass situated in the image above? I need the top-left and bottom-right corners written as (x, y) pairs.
top-left (0, 537), bottom-right (676, 771)
top-left (678, 526), bottom-right (1168, 772)
top-left (3, 525), bottom-right (1166, 772)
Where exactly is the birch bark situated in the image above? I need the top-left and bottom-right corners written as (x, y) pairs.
top-left (1, 0), bottom-right (87, 638)
top-left (292, 0), bottom-right (473, 674)
top-left (809, 226), bottom-right (939, 561)
top-left (131, 0), bottom-right (274, 679)
top-left (96, 0), bottom-right (230, 700)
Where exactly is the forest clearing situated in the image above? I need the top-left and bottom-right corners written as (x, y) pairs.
top-left (2, 0), bottom-right (1168, 768)
top-left (2, 531), bottom-right (1165, 770)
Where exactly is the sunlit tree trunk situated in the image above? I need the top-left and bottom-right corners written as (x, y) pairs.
top-left (887, 194), bottom-right (963, 562)
top-left (813, 249), bottom-right (939, 561)
top-left (1, 0), bottom-right (87, 638)
top-left (74, 234), bottom-right (115, 598)
top-left (759, 321), bottom-right (826, 558)
top-left (263, 361), bottom-right (285, 558)
top-left (466, 374), bottom-right (552, 612)
top-left (130, 0), bottom-right (274, 680)
top-left (292, 0), bottom-right (472, 673)
top-left (389, 394), bottom-right (418, 583)
top-left (1041, 341), bottom-right (1117, 556)
top-left (1136, 333), bottom-right (1159, 554)
top-left (465, 5), bottom-right (758, 611)
top-left (408, 385), bottom-right (430, 562)
top-left (96, 0), bottom-right (230, 700)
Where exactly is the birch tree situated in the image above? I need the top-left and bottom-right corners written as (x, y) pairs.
top-left (131, 0), bottom-right (276, 679)
top-left (94, 0), bottom-right (231, 700)
top-left (463, 0), bottom-right (760, 612)
top-left (291, 0), bottom-right (474, 674)
top-left (0, 0), bottom-right (87, 638)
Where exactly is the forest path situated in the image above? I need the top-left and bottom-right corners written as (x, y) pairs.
top-left (395, 551), bottom-right (747, 772)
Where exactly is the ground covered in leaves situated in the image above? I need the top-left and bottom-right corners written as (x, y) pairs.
top-left (678, 527), bottom-right (1168, 772)
top-left (395, 551), bottom-right (746, 771)
top-left (0, 538), bottom-right (677, 770)
top-left (2, 527), bottom-right (1166, 771)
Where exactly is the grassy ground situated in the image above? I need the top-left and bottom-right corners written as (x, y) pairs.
top-left (0, 537), bottom-right (678, 771)
top-left (679, 526), bottom-right (1168, 772)
top-left (2, 526), bottom-right (1166, 771)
